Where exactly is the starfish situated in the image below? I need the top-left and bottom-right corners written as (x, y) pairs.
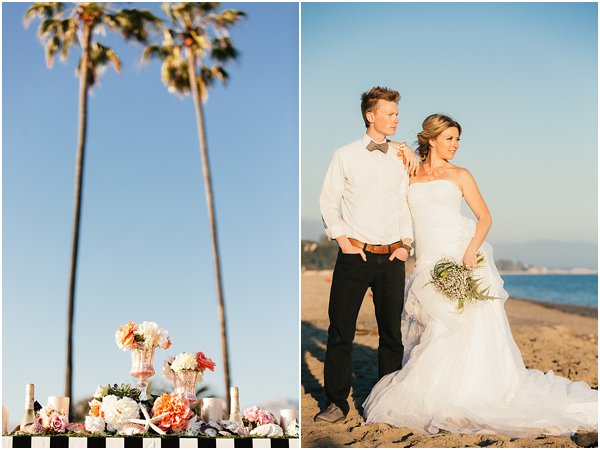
top-left (127, 403), bottom-right (169, 435)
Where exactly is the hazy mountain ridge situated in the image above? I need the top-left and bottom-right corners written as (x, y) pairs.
top-left (301, 219), bottom-right (598, 270)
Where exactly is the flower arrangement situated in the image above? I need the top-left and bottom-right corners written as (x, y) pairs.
top-left (84, 384), bottom-right (141, 434)
top-left (428, 254), bottom-right (496, 312)
top-left (242, 406), bottom-right (276, 430)
top-left (35, 406), bottom-right (67, 433)
top-left (115, 321), bottom-right (171, 351)
top-left (151, 393), bottom-right (194, 433)
top-left (163, 351), bottom-right (216, 382)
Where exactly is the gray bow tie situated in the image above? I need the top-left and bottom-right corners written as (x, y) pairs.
top-left (367, 140), bottom-right (389, 153)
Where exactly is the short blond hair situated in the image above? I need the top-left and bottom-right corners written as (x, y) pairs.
top-left (360, 86), bottom-right (400, 128)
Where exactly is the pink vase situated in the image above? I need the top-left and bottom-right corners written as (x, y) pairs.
top-left (130, 344), bottom-right (155, 400)
top-left (173, 370), bottom-right (199, 409)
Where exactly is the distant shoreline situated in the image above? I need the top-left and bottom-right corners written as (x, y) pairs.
top-left (512, 296), bottom-right (598, 318)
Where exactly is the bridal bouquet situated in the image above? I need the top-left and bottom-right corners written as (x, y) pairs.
top-left (429, 254), bottom-right (496, 312)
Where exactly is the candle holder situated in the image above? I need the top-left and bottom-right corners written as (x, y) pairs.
top-left (200, 397), bottom-right (223, 422)
top-left (173, 370), bottom-right (199, 410)
top-left (130, 344), bottom-right (156, 401)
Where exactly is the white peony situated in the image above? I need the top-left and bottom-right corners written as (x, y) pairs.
top-left (100, 395), bottom-right (140, 432)
top-left (85, 416), bottom-right (106, 434)
top-left (137, 321), bottom-right (159, 345)
top-left (93, 385), bottom-right (106, 399)
top-left (171, 352), bottom-right (197, 372)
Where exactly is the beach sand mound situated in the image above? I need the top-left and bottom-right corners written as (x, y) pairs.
top-left (301, 270), bottom-right (598, 448)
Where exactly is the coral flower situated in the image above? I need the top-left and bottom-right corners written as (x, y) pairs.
top-left (152, 393), bottom-right (193, 433)
top-left (115, 321), bottom-right (136, 351)
top-left (89, 400), bottom-right (103, 418)
top-left (196, 352), bottom-right (216, 372)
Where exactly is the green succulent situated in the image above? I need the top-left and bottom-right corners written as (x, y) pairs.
top-left (106, 383), bottom-right (141, 401)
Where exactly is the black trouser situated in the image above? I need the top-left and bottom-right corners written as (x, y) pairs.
top-left (324, 249), bottom-right (406, 415)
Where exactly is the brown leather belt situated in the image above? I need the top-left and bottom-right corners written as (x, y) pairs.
top-left (348, 238), bottom-right (403, 255)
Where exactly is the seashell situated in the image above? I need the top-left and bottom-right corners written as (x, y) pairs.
top-left (203, 427), bottom-right (218, 437)
top-left (17, 422), bottom-right (45, 434)
top-left (207, 420), bottom-right (223, 430)
top-left (66, 422), bottom-right (85, 433)
top-left (119, 422), bottom-right (146, 435)
top-left (249, 423), bottom-right (284, 438)
top-left (218, 430), bottom-right (232, 436)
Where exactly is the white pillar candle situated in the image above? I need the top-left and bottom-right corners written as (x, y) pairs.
top-left (2, 405), bottom-right (9, 434)
top-left (47, 397), bottom-right (70, 421)
top-left (279, 409), bottom-right (298, 433)
top-left (201, 397), bottom-right (223, 422)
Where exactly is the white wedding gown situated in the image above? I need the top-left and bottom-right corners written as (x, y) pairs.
top-left (363, 179), bottom-right (598, 437)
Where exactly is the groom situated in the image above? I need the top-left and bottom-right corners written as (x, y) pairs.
top-left (316, 86), bottom-right (416, 423)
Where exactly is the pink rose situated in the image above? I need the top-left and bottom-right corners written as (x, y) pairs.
top-left (50, 412), bottom-right (66, 433)
top-left (243, 406), bottom-right (260, 422)
top-left (258, 411), bottom-right (275, 426)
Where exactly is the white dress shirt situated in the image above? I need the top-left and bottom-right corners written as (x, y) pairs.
top-left (319, 134), bottom-right (413, 245)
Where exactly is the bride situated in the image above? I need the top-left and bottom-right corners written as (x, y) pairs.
top-left (363, 114), bottom-right (598, 437)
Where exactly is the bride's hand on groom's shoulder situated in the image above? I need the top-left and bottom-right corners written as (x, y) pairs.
top-left (389, 141), bottom-right (419, 176)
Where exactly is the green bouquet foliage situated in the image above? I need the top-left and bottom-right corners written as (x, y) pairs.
top-left (428, 253), bottom-right (496, 312)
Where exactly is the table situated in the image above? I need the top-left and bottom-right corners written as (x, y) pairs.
top-left (2, 436), bottom-right (300, 448)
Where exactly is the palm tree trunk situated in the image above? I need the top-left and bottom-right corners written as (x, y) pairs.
top-left (65, 22), bottom-right (92, 416)
top-left (186, 46), bottom-right (232, 412)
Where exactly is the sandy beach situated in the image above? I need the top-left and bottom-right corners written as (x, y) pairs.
top-left (301, 269), bottom-right (598, 448)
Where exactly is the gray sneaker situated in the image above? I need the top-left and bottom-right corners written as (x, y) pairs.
top-left (315, 403), bottom-right (346, 423)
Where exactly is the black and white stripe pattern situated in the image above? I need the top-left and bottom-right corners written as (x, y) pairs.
top-left (2, 436), bottom-right (299, 448)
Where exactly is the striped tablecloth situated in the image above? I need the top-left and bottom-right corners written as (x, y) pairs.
top-left (2, 436), bottom-right (300, 448)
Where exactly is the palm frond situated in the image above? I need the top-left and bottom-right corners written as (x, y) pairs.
top-left (104, 9), bottom-right (162, 44)
top-left (215, 10), bottom-right (246, 27)
top-left (190, 30), bottom-right (210, 52)
top-left (39, 17), bottom-right (59, 36)
top-left (210, 37), bottom-right (238, 63)
top-left (45, 35), bottom-right (61, 67)
top-left (23, 2), bottom-right (62, 28)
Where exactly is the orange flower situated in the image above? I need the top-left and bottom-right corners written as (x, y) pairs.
top-left (89, 400), bottom-right (103, 418)
top-left (196, 352), bottom-right (216, 372)
top-left (152, 393), bottom-right (193, 433)
top-left (115, 321), bottom-right (137, 350)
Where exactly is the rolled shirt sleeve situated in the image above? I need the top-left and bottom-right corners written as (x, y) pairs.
top-left (398, 169), bottom-right (414, 241)
top-left (319, 150), bottom-right (348, 240)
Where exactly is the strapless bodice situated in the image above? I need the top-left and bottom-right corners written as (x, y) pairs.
top-left (408, 179), bottom-right (473, 265)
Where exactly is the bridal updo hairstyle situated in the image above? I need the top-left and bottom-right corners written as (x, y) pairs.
top-left (416, 114), bottom-right (462, 161)
top-left (360, 86), bottom-right (400, 128)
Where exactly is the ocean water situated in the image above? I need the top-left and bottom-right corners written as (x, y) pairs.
top-left (502, 274), bottom-right (598, 309)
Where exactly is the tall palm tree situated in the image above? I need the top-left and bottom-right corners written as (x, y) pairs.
top-left (24, 2), bottom-right (160, 415)
top-left (143, 2), bottom-right (245, 411)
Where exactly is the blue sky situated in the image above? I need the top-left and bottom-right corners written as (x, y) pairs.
top-left (3, 2), bottom-right (298, 425)
top-left (301, 3), bottom-right (598, 257)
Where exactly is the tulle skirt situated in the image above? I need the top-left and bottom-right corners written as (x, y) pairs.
top-left (363, 220), bottom-right (597, 437)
